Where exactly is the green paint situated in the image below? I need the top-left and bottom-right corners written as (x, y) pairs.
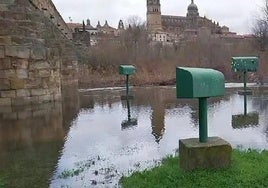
top-left (231, 57), bottom-right (259, 72)
top-left (119, 65), bottom-right (136, 75)
top-left (243, 71), bottom-right (247, 115)
top-left (126, 75), bottom-right (129, 96)
top-left (199, 98), bottom-right (208, 143)
top-left (176, 67), bottom-right (225, 143)
top-left (176, 67), bottom-right (225, 98)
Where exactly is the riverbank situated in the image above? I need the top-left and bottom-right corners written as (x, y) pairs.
top-left (78, 67), bottom-right (176, 89)
top-left (120, 149), bottom-right (268, 188)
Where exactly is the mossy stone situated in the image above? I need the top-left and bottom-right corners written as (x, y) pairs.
top-left (179, 137), bottom-right (232, 171)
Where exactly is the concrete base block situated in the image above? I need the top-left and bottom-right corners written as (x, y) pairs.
top-left (179, 137), bottom-right (232, 171)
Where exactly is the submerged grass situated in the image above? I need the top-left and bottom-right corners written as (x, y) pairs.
top-left (120, 149), bottom-right (268, 188)
top-left (0, 141), bottom-right (63, 188)
top-left (0, 178), bottom-right (5, 188)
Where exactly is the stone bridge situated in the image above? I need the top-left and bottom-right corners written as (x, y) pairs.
top-left (0, 0), bottom-right (85, 106)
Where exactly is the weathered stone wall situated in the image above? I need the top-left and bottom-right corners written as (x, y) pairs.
top-left (29, 0), bottom-right (72, 40)
top-left (0, 0), bottom-right (80, 106)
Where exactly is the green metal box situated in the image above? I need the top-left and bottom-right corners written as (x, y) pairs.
top-left (119, 65), bottom-right (136, 75)
top-left (176, 67), bottom-right (225, 98)
top-left (231, 57), bottom-right (259, 72)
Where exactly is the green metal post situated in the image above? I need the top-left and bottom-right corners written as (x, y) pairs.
top-left (199, 97), bottom-right (208, 143)
top-left (243, 71), bottom-right (247, 115)
top-left (126, 74), bottom-right (129, 96)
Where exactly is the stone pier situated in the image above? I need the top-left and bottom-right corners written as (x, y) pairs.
top-left (0, 0), bottom-right (80, 106)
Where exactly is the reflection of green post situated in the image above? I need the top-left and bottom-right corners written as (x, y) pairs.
top-left (199, 97), bottom-right (208, 143)
top-left (126, 99), bottom-right (130, 121)
top-left (243, 71), bottom-right (247, 115)
top-left (126, 75), bottom-right (129, 96)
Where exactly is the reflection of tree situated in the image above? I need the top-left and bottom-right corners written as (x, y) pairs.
top-left (151, 104), bottom-right (165, 144)
top-left (251, 91), bottom-right (268, 140)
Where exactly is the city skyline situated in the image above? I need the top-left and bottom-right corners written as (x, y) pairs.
top-left (52, 0), bottom-right (264, 34)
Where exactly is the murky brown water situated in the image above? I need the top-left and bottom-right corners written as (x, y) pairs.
top-left (0, 86), bottom-right (268, 187)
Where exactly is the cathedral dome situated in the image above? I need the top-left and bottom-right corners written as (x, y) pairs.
top-left (188, 3), bottom-right (197, 11)
top-left (188, 0), bottom-right (198, 10)
top-left (187, 0), bottom-right (199, 17)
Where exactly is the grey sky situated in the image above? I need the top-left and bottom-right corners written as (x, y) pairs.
top-left (51, 0), bottom-right (264, 34)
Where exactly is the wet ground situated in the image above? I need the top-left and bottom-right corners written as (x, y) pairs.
top-left (0, 85), bottom-right (268, 187)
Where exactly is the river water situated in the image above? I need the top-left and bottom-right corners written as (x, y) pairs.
top-left (0, 86), bottom-right (267, 187)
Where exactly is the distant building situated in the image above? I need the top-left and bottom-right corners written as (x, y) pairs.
top-left (147, 0), bottom-right (233, 43)
top-left (67, 19), bottom-right (125, 46)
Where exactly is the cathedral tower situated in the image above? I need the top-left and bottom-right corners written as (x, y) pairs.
top-left (147, 0), bottom-right (162, 31)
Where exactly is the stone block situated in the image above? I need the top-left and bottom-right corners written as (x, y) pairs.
top-left (5, 45), bottom-right (30, 59)
top-left (1, 90), bottom-right (16, 98)
top-left (10, 78), bottom-right (25, 89)
top-left (0, 46), bottom-right (4, 58)
top-left (0, 98), bottom-right (11, 106)
top-left (179, 137), bottom-right (232, 171)
top-left (54, 93), bottom-right (62, 101)
top-left (0, 36), bottom-right (11, 45)
top-left (11, 97), bottom-right (32, 106)
top-left (0, 69), bottom-right (16, 79)
top-left (31, 46), bottom-right (47, 60)
top-left (29, 61), bottom-right (50, 70)
top-left (16, 69), bottom-right (28, 79)
top-left (0, 0), bottom-right (15, 4)
top-left (31, 89), bottom-right (47, 96)
top-left (39, 94), bottom-right (53, 102)
top-left (3, 11), bottom-right (27, 20)
top-left (25, 78), bottom-right (42, 89)
top-left (11, 59), bottom-right (28, 69)
top-left (3, 112), bottom-right (17, 120)
top-left (33, 109), bottom-right (47, 117)
top-left (0, 79), bottom-right (10, 90)
top-left (16, 89), bottom-right (30, 97)
top-left (0, 106), bottom-right (12, 113)
top-left (18, 111), bottom-right (32, 120)
top-left (29, 96), bottom-right (41, 105)
top-left (39, 69), bottom-right (50, 78)
top-left (0, 58), bottom-right (11, 69)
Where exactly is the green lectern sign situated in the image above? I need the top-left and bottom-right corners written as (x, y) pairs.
top-left (231, 57), bottom-right (259, 115)
top-left (176, 67), bottom-right (225, 142)
top-left (119, 65), bottom-right (136, 100)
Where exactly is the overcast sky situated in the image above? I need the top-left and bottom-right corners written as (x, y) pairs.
top-left (51, 0), bottom-right (264, 34)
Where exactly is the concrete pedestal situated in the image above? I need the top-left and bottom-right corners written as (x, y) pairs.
top-left (179, 137), bottom-right (232, 171)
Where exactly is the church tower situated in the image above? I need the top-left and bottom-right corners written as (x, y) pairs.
top-left (147, 0), bottom-right (162, 32)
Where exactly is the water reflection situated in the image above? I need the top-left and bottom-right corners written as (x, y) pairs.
top-left (232, 113), bottom-right (259, 129)
top-left (1, 86), bottom-right (268, 187)
top-left (121, 99), bottom-right (138, 130)
top-left (0, 86), bottom-right (80, 188)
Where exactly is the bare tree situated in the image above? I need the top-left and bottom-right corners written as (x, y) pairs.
top-left (252, 0), bottom-right (268, 51)
top-left (120, 16), bottom-right (149, 63)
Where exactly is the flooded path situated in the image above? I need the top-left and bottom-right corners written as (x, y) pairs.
top-left (0, 86), bottom-right (267, 187)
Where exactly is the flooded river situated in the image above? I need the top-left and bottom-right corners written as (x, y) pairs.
top-left (0, 86), bottom-right (268, 187)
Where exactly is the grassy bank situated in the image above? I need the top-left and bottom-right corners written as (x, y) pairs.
top-left (120, 149), bottom-right (268, 188)
top-left (78, 64), bottom-right (176, 89)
